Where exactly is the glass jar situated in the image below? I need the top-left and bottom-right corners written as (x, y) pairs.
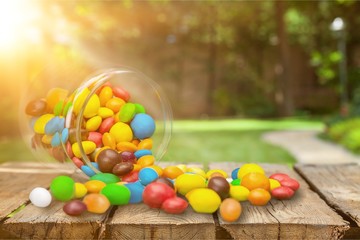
top-left (20, 67), bottom-right (172, 177)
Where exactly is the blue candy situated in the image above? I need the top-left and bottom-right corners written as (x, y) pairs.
top-left (134, 149), bottom-right (152, 159)
top-left (130, 113), bottom-right (156, 140)
top-left (57, 117), bottom-right (65, 132)
top-left (138, 167), bottom-right (158, 186)
top-left (45, 117), bottom-right (59, 135)
top-left (231, 167), bottom-right (240, 180)
top-left (61, 128), bottom-right (69, 143)
top-left (51, 132), bottom-right (61, 147)
top-left (81, 165), bottom-right (97, 177)
top-left (125, 181), bottom-right (145, 203)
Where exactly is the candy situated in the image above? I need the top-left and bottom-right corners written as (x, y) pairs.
top-left (88, 132), bottom-right (103, 148)
top-left (97, 149), bottom-right (121, 173)
top-left (241, 172), bottom-right (270, 191)
top-left (207, 176), bottom-right (230, 199)
top-left (72, 157), bottom-right (84, 168)
top-left (62, 101), bottom-right (72, 116)
top-left (74, 182), bottom-right (88, 198)
top-left (130, 113), bottom-right (155, 139)
top-left (161, 197), bottom-right (188, 214)
top-left (72, 141), bottom-right (96, 158)
top-left (122, 171), bottom-right (139, 182)
top-left (90, 173), bottom-right (120, 184)
top-left (45, 116), bottom-right (62, 135)
top-left (229, 185), bottom-right (250, 201)
top-left (154, 177), bottom-right (174, 189)
top-left (134, 149), bottom-right (152, 159)
top-left (219, 198), bottom-right (242, 222)
top-left (231, 167), bottom-right (240, 180)
top-left (118, 103), bottom-right (136, 123)
top-left (248, 188), bottom-right (271, 206)
top-left (25, 99), bottom-right (47, 116)
top-left (186, 188), bottom-right (221, 213)
top-left (109, 122), bottom-right (133, 143)
top-left (41, 134), bottom-right (52, 145)
top-left (98, 107), bottom-right (114, 118)
top-left (99, 117), bottom-right (115, 134)
top-left (46, 88), bottom-right (69, 111)
top-left (63, 200), bottom-right (87, 216)
top-left (50, 176), bottom-right (75, 201)
top-left (112, 86), bottom-right (130, 102)
top-left (174, 173), bottom-right (207, 196)
top-left (116, 142), bottom-right (137, 152)
top-left (83, 193), bottom-right (110, 214)
top-left (81, 165), bottom-right (97, 177)
top-left (138, 138), bottom-right (153, 150)
top-left (106, 97), bottom-right (125, 113)
top-left (162, 166), bottom-right (184, 180)
top-left (120, 151), bottom-right (136, 163)
top-left (134, 103), bottom-right (145, 113)
top-left (54, 101), bottom-right (63, 116)
top-left (206, 169), bottom-right (227, 179)
top-left (83, 94), bottom-right (101, 118)
top-left (86, 116), bottom-right (102, 132)
top-left (143, 182), bottom-right (175, 208)
top-left (139, 167), bottom-right (159, 186)
top-left (99, 86), bottom-right (113, 106)
top-left (148, 165), bottom-right (163, 177)
top-left (102, 132), bottom-right (116, 149)
top-left (29, 187), bottom-right (52, 207)
top-left (137, 155), bottom-right (155, 168)
top-left (34, 114), bottom-right (54, 134)
top-left (269, 179), bottom-right (281, 191)
top-left (84, 180), bottom-right (106, 193)
top-left (112, 162), bottom-right (134, 176)
top-left (100, 184), bottom-right (131, 205)
top-left (271, 186), bottom-right (294, 200)
top-left (186, 167), bottom-right (207, 179)
top-left (61, 128), bottom-right (69, 143)
top-left (280, 178), bottom-right (300, 191)
top-left (269, 173), bottom-right (290, 182)
top-left (237, 163), bottom-right (265, 179)
top-left (125, 182), bottom-right (145, 203)
top-left (51, 132), bottom-right (61, 147)
top-left (231, 179), bottom-right (241, 186)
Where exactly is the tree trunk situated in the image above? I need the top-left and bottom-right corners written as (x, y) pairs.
top-left (275, 1), bottom-right (294, 116)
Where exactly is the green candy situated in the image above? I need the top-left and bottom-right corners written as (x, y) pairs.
top-left (50, 176), bottom-right (75, 201)
top-left (134, 103), bottom-right (145, 114)
top-left (231, 178), bottom-right (241, 186)
top-left (90, 173), bottom-right (120, 184)
top-left (100, 184), bottom-right (131, 205)
top-left (62, 102), bottom-right (72, 116)
top-left (54, 101), bottom-right (64, 116)
top-left (119, 103), bottom-right (136, 122)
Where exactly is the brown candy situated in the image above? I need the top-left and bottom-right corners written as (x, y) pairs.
top-left (63, 200), bottom-right (87, 216)
top-left (68, 128), bottom-right (89, 143)
top-left (154, 177), bottom-right (174, 189)
top-left (97, 149), bottom-right (121, 173)
top-left (112, 162), bottom-right (134, 176)
top-left (25, 99), bottom-right (47, 116)
top-left (207, 176), bottom-right (230, 200)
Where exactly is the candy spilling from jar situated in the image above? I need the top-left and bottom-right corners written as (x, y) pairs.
top-left (25, 82), bottom-right (156, 177)
top-left (29, 164), bottom-right (300, 222)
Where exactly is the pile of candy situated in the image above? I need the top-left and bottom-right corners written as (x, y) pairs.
top-left (25, 82), bottom-right (157, 177)
top-left (29, 163), bottom-right (300, 222)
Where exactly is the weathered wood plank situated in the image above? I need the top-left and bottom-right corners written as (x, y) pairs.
top-left (3, 171), bottom-right (109, 239)
top-left (106, 204), bottom-right (215, 239)
top-left (295, 163), bottom-right (360, 238)
top-left (209, 162), bottom-right (349, 240)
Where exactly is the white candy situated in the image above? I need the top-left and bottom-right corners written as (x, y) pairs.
top-left (29, 187), bottom-right (52, 207)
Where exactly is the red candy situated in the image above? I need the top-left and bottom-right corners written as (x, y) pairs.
top-left (99, 117), bottom-right (115, 134)
top-left (121, 171), bottom-right (139, 183)
top-left (113, 86), bottom-right (130, 102)
top-left (72, 157), bottom-right (84, 168)
top-left (269, 173), bottom-right (290, 182)
top-left (161, 197), bottom-right (188, 214)
top-left (280, 178), bottom-right (300, 191)
top-left (143, 182), bottom-right (176, 208)
top-left (271, 186), bottom-right (295, 200)
top-left (88, 132), bottom-right (103, 148)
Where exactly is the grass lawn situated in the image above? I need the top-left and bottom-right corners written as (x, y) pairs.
top-left (0, 118), bottom-right (324, 166)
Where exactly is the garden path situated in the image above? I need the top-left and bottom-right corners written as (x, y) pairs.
top-left (262, 130), bottom-right (360, 164)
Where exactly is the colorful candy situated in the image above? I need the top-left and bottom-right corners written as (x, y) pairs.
top-left (96, 149), bottom-right (121, 173)
top-left (207, 176), bottom-right (230, 200)
top-left (161, 197), bottom-right (188, 214)
top-left (174, 173), bottom-right (206, 196)
top-left (29, 187), bottom-right (52, 207)
top-left (83, 193), bottom-right (110, 214)
top-left (186, 188), bottom-right (221, 214)
top-left (219, 198), bottom-right (242, 222)
top-left (63, 200), bottom-right (87, 216)
top-left (50, 176), bottom-right (75, 201)
top-left (100, 184), bottom-right (131, 205)
top-left (142, 182), bottom-right (175, 208)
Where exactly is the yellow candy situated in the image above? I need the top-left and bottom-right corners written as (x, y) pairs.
top-left (116, 142), bottom-right (137, 152)
top-left (237, 163), bottom-right (265, 179)
top-left (269, 179), bottom-right (281, 191)
top-left (46, 88), bottom-right (69, 112)
top-left (176, 164), bottom-right (188, 173)
top-left (186, 167), bottom-right (207, 179)
top-left (105, 97), bottom-right (125, 113)
top-left (137, 155), bottom-right (155, 168)
top-left (229, 185), bottom-right (250, 201)
top-left (41, 134), bottom-right (53, 145)
top-left (84, 180), bottom-right (106, 193)
top-left (34, 114), bottom-right (54, 134)
top-left (99, 86), bottom-right (113, 106)
top-left (98, 107), bottom-right (114, 118)
top-left (74, 182), bottom-right (88, 198)
top-left (86, 116), bottom-right (102, 132)
top-left (175, 173), bottom-right (207, 195)
top-left (132, 163), bottom-right (141, 172)
top-left (186, 188), bottom-right (221, 213)
top-left (109, 122), bottom-right (133, 143)
top-left (102, 132), bottom-right (116, 149)
top-left (72, 141), bottom-right (96, 158)
top-left (138, 138), bottom-right (153, 150)
top-left (206, 169), bottom-right (228, 179)
top-left (73, 88), bottom-right (90, 115)
top-left (148, 165), bottom-right (163, 176)
top-left (84, 94), bottom-right (100, 118)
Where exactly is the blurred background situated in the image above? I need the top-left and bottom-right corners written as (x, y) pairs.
top-left (1, 0), bottom-right (360, 165)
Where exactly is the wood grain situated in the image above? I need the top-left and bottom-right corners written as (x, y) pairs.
top-left (295, 163), bottom-right (360, 237)
top-left (2, 170), bottom-right (109, 239)
top-left (106, 203), bottom-right (215, 239)
top-left (209, 162), bottom-right (349, 239)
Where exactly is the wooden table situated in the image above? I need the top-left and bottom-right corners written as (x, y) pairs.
top-left (0, 162), bottom-right (359, 239)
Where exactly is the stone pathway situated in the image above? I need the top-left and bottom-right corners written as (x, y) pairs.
top-left (262, 130), bottom-right (360, 165)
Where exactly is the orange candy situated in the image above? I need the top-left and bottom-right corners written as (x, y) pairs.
top-left (117, 142), bottom-right (138, 152)
top-left (102, 132), bottom-right (116, 149)
top-left (138, 138), bottom-right (153, 150)
top-left (83, 193), bottom-right (110, 214)
top-left (162, 166), bottom-right (184, 179)
top-left (105, 97), bottom-right (125, 113)
top-left (219, 198), bottom-right (242, 222)
top-left (99, 86), bottom-right (113, 106)
top-left (248, 188), bottom-right (271, 206)
top-left (84, 180), bottom-right (106, 193)
top-left (241, 172), bottom-right (270, 191)
top-left (137, 155), bottom-right (155, 168)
